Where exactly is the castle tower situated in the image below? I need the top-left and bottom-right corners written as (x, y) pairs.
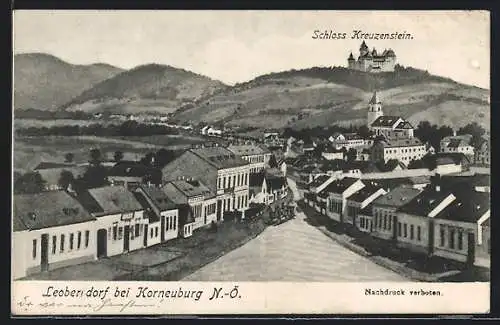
top-left (359, 41), bottom-right (369, 57)
top-left (347, 52), bottom-right (355, 69)
top-left (367, 91), bottom-right (383, 128)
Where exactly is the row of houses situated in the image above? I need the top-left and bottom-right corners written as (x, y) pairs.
top-left (303, 174), bottom-right (490, 267)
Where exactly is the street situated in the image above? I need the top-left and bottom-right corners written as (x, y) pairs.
top-left (184, 178), bottom-right (406, 281)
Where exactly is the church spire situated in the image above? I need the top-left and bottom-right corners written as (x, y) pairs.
top-left (369, 91), bottom-right (381, 104)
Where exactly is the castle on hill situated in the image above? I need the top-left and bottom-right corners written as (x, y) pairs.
top-left (348, 41), bottom-right (397, 73)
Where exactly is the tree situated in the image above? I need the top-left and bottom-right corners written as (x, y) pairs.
top-left (114, 151), bottom-right (124, 163)
top-left (64, 152), bottom-right (75, 163)
top-left (346, 148), bottom-right (357, 162)
top-left (268, 154), bottom-right (279, 169)
top-left (14, 172), bottom-right (46, 194)
top-left (58, 170), bottom-right (74, 190)
top-left (458, 122), bottom-right (486, 149)
top-left (89, 148), bottom-right (102, 166)
top-left (407, 159), bottom-right (425, 169)
top-left (80, 165), bottom-right (109, 189)
top-left (154, 149), bottom-right (177, 168)
top-left (140, 152), bottom-right (156, 166)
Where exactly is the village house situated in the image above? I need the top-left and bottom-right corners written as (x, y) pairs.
top-left (248, 172), bottom-right (288, 205)
top-left (344, 181), bottom-right (387, 229)
top-left (176, 204), bottom-right (196, 238)
top-left (321, 147), bottom-right (345, 161)
top-left (440, 133), bottom-right (474, 156)
top-left (133, 184), bottom-right (179, 247)
top-left (356, 202), bottom-right (375, 233)
top-left (371, 137), bottom-right (426, 166)
top-left (370, 185), bottom-right (422, 242)
top-left (13, 191), bottom-right (97, 279)
top-left (322, 177), bottom-right (365, 224)
top-left (227, 143), bottom-right (272, 174)
top-left (475, 137), bottom-right (490, 166)
top-left (431, 188), bottom-right (490, 267)
top-left (423, 152), bottom-right (471, 174)
top-left (162, 178), bottom-right (217, 230)
top-left (395, 182), bottom-right (458, 255)
top-left (77, 186), bottom-right (146, 258)
top-left (108, 161), bottom-right (162, 189)
top-left (329, 132), bottom-right (365, 150)
top-left (161, 146), bottom-right (251, 221)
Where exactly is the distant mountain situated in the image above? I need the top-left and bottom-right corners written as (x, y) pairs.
top-left (61, 64), bottom-right (228, 115)
top-left (172, 65), bottom-right (490, 130)
top-left (14, 53), bottom-right (124, 110)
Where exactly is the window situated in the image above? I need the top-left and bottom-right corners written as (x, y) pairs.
top-left (32, 239), bottom-right (37, 259)
top-left (118, 227), bottom-right (123, 240)
top-left (449, 229), bottom-right (455, 249)
top-left (383, 215), bottom-right (387, 230)
top-left (70, 233), bottom-right (74, 250)
top-left (417, 226), bottom-right (421, 241)
top-left (108, 227), bottom-right (111, 240)
top-left (410, 225), bottom-right (414, 240)
top-left (237, 174), bottom-right (241, 186)
top-left (77, 231), bottom-right (82, 249)
top-left (85, 231), bottom-right (90, 248)
top-left (113, 223), bottom-right (118, 241)
top-left (59, 234), bottom-right (65, 253)
top-left (404, 224), bottom-right (408, 238)
top-left (458, 231), bottom-right (463, 250)
top-left (135, 224), bottom-right (140, 237)
top-left (398, 222), bottom-right (402, 237)
top-left (388, 215), bottom-right (392, 231)
top-left (440, 226), bottom-right (445, 247)
top-left (155, 227), bottom-right (159, 237)
top-left (223, 176), bottom-right (227, 189)
top-left (150, 228), bottom-right (154, 238)
top-left (52, 236), bottom-right (57, 254)
top-left (173, 216), bottom-right (177, 230)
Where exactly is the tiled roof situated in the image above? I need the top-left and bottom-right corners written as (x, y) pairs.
top-left (377, 137), bottom-right (423, 148)
top-left (347, 181), bottom-right (384, 203)
top-left (190, 147), bottom-right (249, 169)
top-left (371, 116), bottom-right (403, 128)
top-left (395, 121), bottom-right (414, 130)
top-left (108, 161), bottom-right (161, 178)
top-left (132, 192), bottom-right (160, 223)
top-left (397, 185), bottom-right (453, 216)
top-left (167, 180), bottom-right (212, 198)
top-left (14, 191), bottom-right (95, 231)
top-left (434, 191), bottom-right (489, 223)
top-left (447, 138), bottom-right (471, 148)
top-left (136, 184), bottom-right (177, 211)
top-left (265, 176), bottom-right (286, 191)
top-left (372, 185), bottom-right (421, 208)
top-left (320, 177), bottom-right (360, 195)
top-left (85, 186), bottom-right (143, 216)
top-left (359, 203), bottom-right (374, 216)
top-left (227, 144), bottom-right (271, 156)
top-left (308, 175), bottom-right (331, 188)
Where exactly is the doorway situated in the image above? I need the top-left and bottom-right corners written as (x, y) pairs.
top-left (467, 232), bottom-right (475, 266)
top-left (97, 229), bottom-right (107, 258)
top-left (217, 200), bottom-right (222, 221)
top-left (40, 234), bottom-right (49, 272)
top-left (143, 224), bottom-right (149, 247)
top-left (124, 225), bottom-right (130, 252)
top-left (160, 216), bottom-right (165, 242)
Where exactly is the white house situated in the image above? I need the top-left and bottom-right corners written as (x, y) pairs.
top-left (134, 184), bottom-right (179, 247)
top-left (371, 137), bottom-right (426, 166)
top-left (344, 181), bottom-right (387, 228)
top-left (79, 186), bottom-right (146, 258)
top-left (322, 177), bottom-right (365, 223)
top-left (227, 144), bottom-right (272, 174)
top-left (13, 191), bottom-right (97, 279)
top-left (440, 134), bottom-right (474, 157)
top-left (321, 147), bottom-right (345, 161)
top-left (249, 173), bottom-right (288, 205)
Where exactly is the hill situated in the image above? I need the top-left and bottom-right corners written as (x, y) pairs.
top-left (172, 65), bottom-right (490, 130)
top-left (14, 53), bottom-right (124, 110)
top-left (61, 64), bottom-right (228, 115)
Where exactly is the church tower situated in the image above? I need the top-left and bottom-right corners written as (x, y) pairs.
top-left (367, 91), bottom-right (383, 128)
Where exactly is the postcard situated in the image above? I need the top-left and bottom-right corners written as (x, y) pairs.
top-left (11, 10), bottom-right (490, 315)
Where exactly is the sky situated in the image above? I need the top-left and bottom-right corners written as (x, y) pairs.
top-left (13, 10), bottom-right (490, 89)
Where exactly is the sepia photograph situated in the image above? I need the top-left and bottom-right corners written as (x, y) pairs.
top-left (11, 10), bottom-right (490, 315)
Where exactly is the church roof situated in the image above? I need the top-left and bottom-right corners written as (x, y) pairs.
top-left (360, 41), bottom-right (368, 49)
top-left (369, 91), bottom-right (381, 104)
top-left (385, 49), bottom-right (396, 57)
top-left (348, 52), bottom-right (355, 60)
top-left (371, 116), bottom-right (403, 128)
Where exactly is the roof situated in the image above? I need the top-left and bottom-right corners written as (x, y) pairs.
top-left (440, 174), bottom-right (490, 189)
top-left (14, 191), bottom-right (95, 231)
top-left (227, 144), bottom-right (271, 156)
top-left (189, 146), bottom-right (249, 169)
top-left (320, 177), bottom-right (360, 195)
top-left (369, 91), bottom-right (381, 104)
top-left (372, 185), bottom-right (422, 208)
top-left (132, 192), bottom-right (160, 223)
top-left (34, 162), bottom-right (78, 170)
top-left (359, 203), bottom-right (374, 216)
top-left (108, 161), bottom-right (161, 178)
top-left (265, 176), bottom-right (286, 191)
top-left (84, 186), bottom-right (143, 216)
top-left (371, 116), bottom-right (403, 128)
top-left (433, 190), bottom-right (489, 223)
top-left (137, 184), bottom-right (177, 211)
top-left (323, 147), bottom-right (344, 154)
top-left (426, 153), bottom-right (471, 166)
top-left (347, 181), bottom-right (384, 203)
top-left (36, 166), bottom-right (86, 186)
top-left (441, 134), bottom-right (473, 143)
top-left (395, 121), bottom-right (414, 129)
top-left (166, 179), bottom-right (212, 198)
top-left (397, 186), bottom-right (453, 216)
top-left (308, 175), bottom-right (331, 188)
top-left (447, 138), bottom-right (471, 148)
top-left (377, 137), bottom-right (423, 148)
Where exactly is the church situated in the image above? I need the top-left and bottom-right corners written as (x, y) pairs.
top-left (367, 91), bottom-right (414, 139)
top-left (348, 41), bottom-right (396, 73)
